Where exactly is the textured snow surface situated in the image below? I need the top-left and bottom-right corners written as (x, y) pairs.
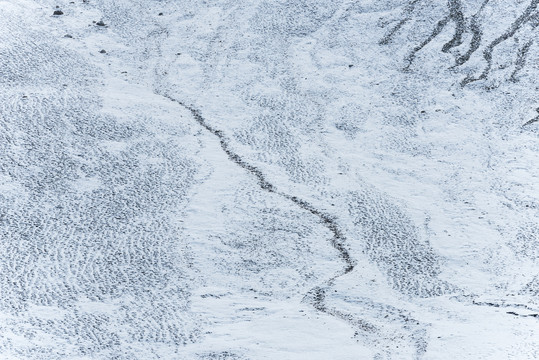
top-left (0, 0), bottom-right (538, 359)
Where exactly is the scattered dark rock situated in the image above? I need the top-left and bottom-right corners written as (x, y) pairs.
top-left (96, 20), bottom-right (106, 26)
top-left (348, 64), bottom-right (354, 68)
top-left (158, 12), bottom-right (163, 16)
top-left (175, 53), bottom-right (181, 55)
top-left (64, 34), bottom-right (73, 38)
top-left (99, 49), bottom-right (107, 54)
top-left (53, 10), bottom-right (64, 15)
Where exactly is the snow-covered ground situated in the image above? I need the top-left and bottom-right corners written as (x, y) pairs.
top-left (0, 0), bottom-right (537, 359)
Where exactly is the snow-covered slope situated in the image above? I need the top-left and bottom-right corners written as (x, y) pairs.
top-left (1, 0), bottom-right (537, 359)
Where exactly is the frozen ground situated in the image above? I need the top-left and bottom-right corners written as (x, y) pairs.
top-left (0, 0), bottom-right (538, 359)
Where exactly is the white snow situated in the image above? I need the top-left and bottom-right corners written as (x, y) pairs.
top-left (0, 0), bottom-right (537, 359)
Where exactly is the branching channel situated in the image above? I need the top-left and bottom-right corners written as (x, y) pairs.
top-left (384, 0), bottom-right (538, 86)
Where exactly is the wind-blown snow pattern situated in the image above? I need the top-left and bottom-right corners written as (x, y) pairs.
top-left (1, 0), bottom-right (538, 359)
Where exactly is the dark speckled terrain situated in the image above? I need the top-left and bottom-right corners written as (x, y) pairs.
top-left (1, 1), bottom-right (537, 359)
